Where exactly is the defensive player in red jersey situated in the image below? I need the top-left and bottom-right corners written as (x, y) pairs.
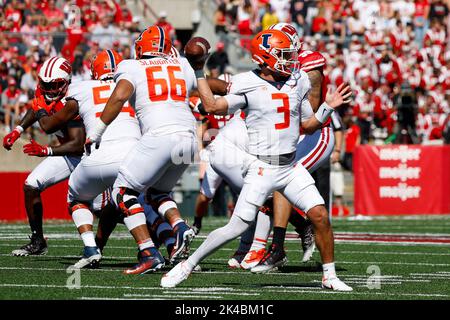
top-left (3, 57), bottom-right (85, 256)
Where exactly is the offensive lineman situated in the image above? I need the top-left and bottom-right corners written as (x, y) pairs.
top-left (85, 26), bottom-right (197, 274)
top-left (161, 30), bottom-right (352, 291)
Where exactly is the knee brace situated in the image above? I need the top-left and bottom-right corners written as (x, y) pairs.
top-left (116, 187), bottom-right (144, 217)
top-left (145, 187), bottom-right (178, 217)
top-left (68, 201), bottom-right (93, 228)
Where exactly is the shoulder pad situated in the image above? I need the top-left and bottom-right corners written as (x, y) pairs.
top-left (298, 51), bottom-right (326, 72)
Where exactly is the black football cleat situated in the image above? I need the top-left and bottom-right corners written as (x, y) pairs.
top-left (250, 244), bottom-right (287, 273)
top-left (12, 234), bottom-right (48, 256)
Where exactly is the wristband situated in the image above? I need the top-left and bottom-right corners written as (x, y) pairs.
top-left (15, 125), bottom-right (24, 134)
top-left (47, 147), bottom-right (53, 156)
top-left (197, 103), bottom-right (208, 116)
top-left (195, 69), bottom-right (206, 79)
top-left (93, 118), bottom-right (108, 139)
top-left (36, 108), bottom-right (49, 120)
top-left (314, 102), bottom-right (334, 124)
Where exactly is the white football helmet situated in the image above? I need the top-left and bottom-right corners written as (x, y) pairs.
top-left (268, 23), bottom-right (302, 52)
top-left (38, 57), bottom-right (72, 101)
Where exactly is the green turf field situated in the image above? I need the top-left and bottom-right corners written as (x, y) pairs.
top-left (1, 216), bottom-right (450, 300)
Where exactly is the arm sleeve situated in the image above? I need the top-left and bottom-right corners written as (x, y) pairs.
top-left (223, 94), bottom-right (247, 114)
top-left (114, 60), bottom-right (136, 90)
top-left (301, 99), bottom-right (314, 122)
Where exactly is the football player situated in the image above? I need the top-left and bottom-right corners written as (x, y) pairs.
top-left (85, 26), bottom-right (197, 274)
top-left (161, 30), bottom-right (352, 291)
top-left (3, 57), bottom-right (85, 257)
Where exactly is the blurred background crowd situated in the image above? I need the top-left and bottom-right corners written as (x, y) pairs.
top-left (0, 0), bottom-right (448, 150)
top-left (211, 0), bottom-right (450, 148)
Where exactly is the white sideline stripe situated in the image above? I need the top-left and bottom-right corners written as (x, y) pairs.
top-left (3, 283), bottom-right (448, 299)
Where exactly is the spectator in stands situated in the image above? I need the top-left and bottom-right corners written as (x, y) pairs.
top-left (343, 117), bottom-right (361, 171)
top-left (20, 61), bottom-right (38, 97)
top-left (261, 3), bottom-right (279, 30)
top-left (347, 11), bottom-right (365, 37)
top-left (1, 78), bottom-right (21, 133)
top-left (290, 0), bottom-right (309, 37)
top-left (206, 41), bottom-right (230, 78)
top-left (214, 2), bottom-right (229, 40)
top-left (156, 11), bottom-right (176, 42)
top-left (91, 15), bottom-right (117, 50)
top-left (413, 0), bottom-right (431, 48)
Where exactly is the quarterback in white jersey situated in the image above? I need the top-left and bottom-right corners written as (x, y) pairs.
top-left (162, 30), bottom-right (352, 291)
top-left (86, 26), bottom-right (197, 274)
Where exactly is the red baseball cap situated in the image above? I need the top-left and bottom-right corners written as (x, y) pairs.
top-left (8, 78), bottom-right (17, 86)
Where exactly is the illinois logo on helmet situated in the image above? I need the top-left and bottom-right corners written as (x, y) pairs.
top-left (91, 49), bottom-right (123, 80)
top-left (250, 29), bottom-right (299, 76)
top-left (38, 57), bottom-right (72, 102)
top-left (134, 25), bottom-right (172, 59)
top-left (268, 23), bottom-right (302, 52)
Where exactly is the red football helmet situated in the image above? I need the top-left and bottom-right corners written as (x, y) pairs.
top-left (250, 29), bottom-right (299, 76)
top-left (134, 25), bottom-right (172, 59)
top-left (268, 23), bottom-right (302, 52)
top-left (91, 49), bottom-right (123, 80)
top-left (38, 57), bottom-right (72, 102)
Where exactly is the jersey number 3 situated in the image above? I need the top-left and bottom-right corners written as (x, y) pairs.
top-left (273, 93), bottom-right (290, 130)
top-left (146, 65), bottom-right (187, 102)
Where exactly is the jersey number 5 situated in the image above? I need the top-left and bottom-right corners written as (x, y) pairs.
top-left (92, 85), bottom-right (135, 117)
top-left (146, 65), bottom-right (187, 102)
top-left (273, 93), bottom-right (290, 130)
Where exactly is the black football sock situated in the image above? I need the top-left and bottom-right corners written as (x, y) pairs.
top-left (194, 216), bottom-right (202, 228)
top-left (289, 212), bottom-right (309, 234)
top-left (29, 202), bottom-right (44, 239)
top-left (272, 227), bottom-right (286, 251)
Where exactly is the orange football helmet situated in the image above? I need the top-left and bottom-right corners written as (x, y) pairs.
top-left (250, 29), bottom-right (299, 76)
top-left (91, 50), bottom-right (123, 80)
top-left (134, 25), bottom-right (172, 59)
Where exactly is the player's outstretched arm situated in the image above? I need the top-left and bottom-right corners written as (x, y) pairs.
top-left (301, 83), bottom-right (351, 134)
top-left (196, 77), bottom-right (230, 115)
top-left (3, 109), bottom-right (37, 150)
top-left (37, 99), bottom-right (80, 134)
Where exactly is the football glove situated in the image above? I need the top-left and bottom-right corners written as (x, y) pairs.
top-left (23, 139), bottom-right (52, 157)
top-left (3, 126), bottom-right (23, 150)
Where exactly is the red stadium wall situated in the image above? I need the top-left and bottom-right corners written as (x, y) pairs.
top-left (0, 173), bottom-right (70, 221)
top-left (354, 145), bottom-right (450, 215)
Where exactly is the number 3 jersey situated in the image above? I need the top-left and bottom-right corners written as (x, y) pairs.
top-left (66, 79), bottom-right (141, 143)
top-left (225, 70), bottom-right (311, 156)
top-left (114, 57), bottom-right (197, 136)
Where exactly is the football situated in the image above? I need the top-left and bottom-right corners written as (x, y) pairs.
top-left (184, 36), bottom-right (211, 63)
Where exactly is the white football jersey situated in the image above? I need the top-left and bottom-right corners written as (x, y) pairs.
top-left (66, 79), bottom-right (141, 143)
top-left (225, 70), bottom-right (311, 156)
top-left (114, 57), bottom-right (197, 135)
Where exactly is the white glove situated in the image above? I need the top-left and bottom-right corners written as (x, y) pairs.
top-left (85, 119), bottom-right (107, 155)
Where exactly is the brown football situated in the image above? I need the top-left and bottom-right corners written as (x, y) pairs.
top-left (184, 37), bottom-right (211, 60)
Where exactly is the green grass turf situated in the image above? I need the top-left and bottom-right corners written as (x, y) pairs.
top-left (1, 216), bottom-right (450, 300)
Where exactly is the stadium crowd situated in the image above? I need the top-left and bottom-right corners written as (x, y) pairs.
top-left (214, 0), bottom-right (450, 146)
top-left (0, 0), bottom-right (179, 135)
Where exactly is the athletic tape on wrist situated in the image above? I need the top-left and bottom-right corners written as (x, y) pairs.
top-left (47, 147), bottom-right (53, 156)
top-left (15, 126), bottom-right (24, 134)
top-left (314, 102), bottom-right (334, 124)
top-left (195, 69), bottom-right (206, 79)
